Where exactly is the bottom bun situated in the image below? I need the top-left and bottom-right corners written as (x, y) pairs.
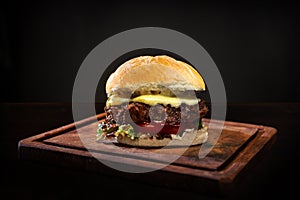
top-left (116, 126), bottom-right (208, 148)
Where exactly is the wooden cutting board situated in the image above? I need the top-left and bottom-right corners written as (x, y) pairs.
top-left (18, 113), bottom-right (277, 196)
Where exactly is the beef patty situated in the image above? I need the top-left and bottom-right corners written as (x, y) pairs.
top-left (104, 100), bottom-right (208, 126)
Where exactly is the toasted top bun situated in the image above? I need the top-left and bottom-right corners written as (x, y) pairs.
top-left (106, 55), bottom-right (205, 95)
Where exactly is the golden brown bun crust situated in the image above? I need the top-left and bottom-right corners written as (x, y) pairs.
top-left (106, 55), bottom-right (205, 94)
top-left (116, 127), bottom-right (208, 148)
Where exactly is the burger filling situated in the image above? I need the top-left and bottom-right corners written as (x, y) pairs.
top-left (96, 95), bottom-right (208, 141)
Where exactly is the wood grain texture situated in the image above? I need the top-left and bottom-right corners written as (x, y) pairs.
top-left (18, 113), bottom-right (277, 196)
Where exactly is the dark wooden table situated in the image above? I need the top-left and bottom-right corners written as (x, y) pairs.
top-left (1, 102), bottom-right (299, 199)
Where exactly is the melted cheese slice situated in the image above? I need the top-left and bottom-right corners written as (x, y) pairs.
top-left (107, 95), bottom-right (199, 107)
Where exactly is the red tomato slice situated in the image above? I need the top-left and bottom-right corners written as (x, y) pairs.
top-left (134, 122), bottom-right (195, 135)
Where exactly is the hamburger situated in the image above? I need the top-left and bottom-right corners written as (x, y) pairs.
top-left (96, 55), bottom-right (209, 147)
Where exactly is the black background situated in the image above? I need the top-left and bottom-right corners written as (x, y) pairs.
top-left (1, 1), bottom-right (300, 200)
top-left (1, 0), bottom-right (299, 103)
